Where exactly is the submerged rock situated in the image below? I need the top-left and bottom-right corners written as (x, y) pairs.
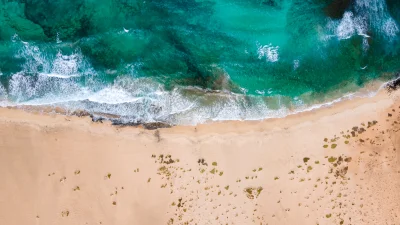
top-left (0, 1), bottom-right (46, 40)
top-left (261, 0), bottom-right (285, 8)
top-left (324, 0), bottom-right (353, 19)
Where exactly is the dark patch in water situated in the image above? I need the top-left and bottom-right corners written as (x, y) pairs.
top-left (324, 0), bottom-right (353, 19)
top-left (387, 0), bottom-right (400, 23)
top-left (260, 0), bottom-right (283, 8)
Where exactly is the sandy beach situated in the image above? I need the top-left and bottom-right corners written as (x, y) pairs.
top-left (0, 89), bottom-right (399, 225)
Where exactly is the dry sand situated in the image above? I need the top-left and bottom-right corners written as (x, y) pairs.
top-left (0, 90), bottom-right (399, 225)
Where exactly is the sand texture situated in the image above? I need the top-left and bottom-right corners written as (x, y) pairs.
top-left (0, 90), bottom-right (399, 225)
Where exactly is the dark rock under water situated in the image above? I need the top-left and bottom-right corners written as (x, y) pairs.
top-left (324, 0), bottom-right (353, 19)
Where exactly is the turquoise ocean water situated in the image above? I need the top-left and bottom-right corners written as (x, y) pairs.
top-left (0, 0), bottom-right (399, 124)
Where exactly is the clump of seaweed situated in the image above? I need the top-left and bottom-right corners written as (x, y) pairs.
top-left (156, 154), bottom-right (177, 165)
top-left (61, 210), bottom-right (70, 217)
top-left (177, 198), bottom-right (185, 208)
top-left (244, 187), bottom-right (263, 199)
top-left (158, 166), bottom-right (171, 177)
top-left (245, 188), bottom-right (254, 199)
top-left (328, 157), bottom-right (337, 163)
top-left (210, 168), bottom-right (216, 174)
top-left (59, 176), bottom-right (67, 183)
top-left (367, 120), bottom-right (378, 128)
top-left (197, 158), bottom-right (208, 166)
top-left (335, 166), bottom-right (348, 178)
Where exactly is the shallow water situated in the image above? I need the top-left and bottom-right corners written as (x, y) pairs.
top-left (0, 0), bottom-right (399, 124)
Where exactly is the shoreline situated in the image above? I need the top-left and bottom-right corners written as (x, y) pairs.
top-left (0, 78), bottom-right (392, 127)
top-left (1, 81), bottom-right (394, 134)
top-left (0, 87), bottom-right (399, 225)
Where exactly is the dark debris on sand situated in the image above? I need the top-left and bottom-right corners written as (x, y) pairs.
top-left (68, 109), bottom-right (174, 129)
top-left (386, 74), bottom-right (400, 93)
top-left (69, 111), bottom-right (172, 130)
top-left (111, 120), bottom-right (172, 130)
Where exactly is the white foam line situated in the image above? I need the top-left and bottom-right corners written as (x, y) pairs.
top-left (40, 73), bottom-right (81, 79)
top-left (359, 33), bottom-right (370, 38)
top-left (0, 79), bottom-right (396, 125)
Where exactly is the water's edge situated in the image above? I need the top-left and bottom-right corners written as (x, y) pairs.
top-left (4, 77), bottom-right (398, 129)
